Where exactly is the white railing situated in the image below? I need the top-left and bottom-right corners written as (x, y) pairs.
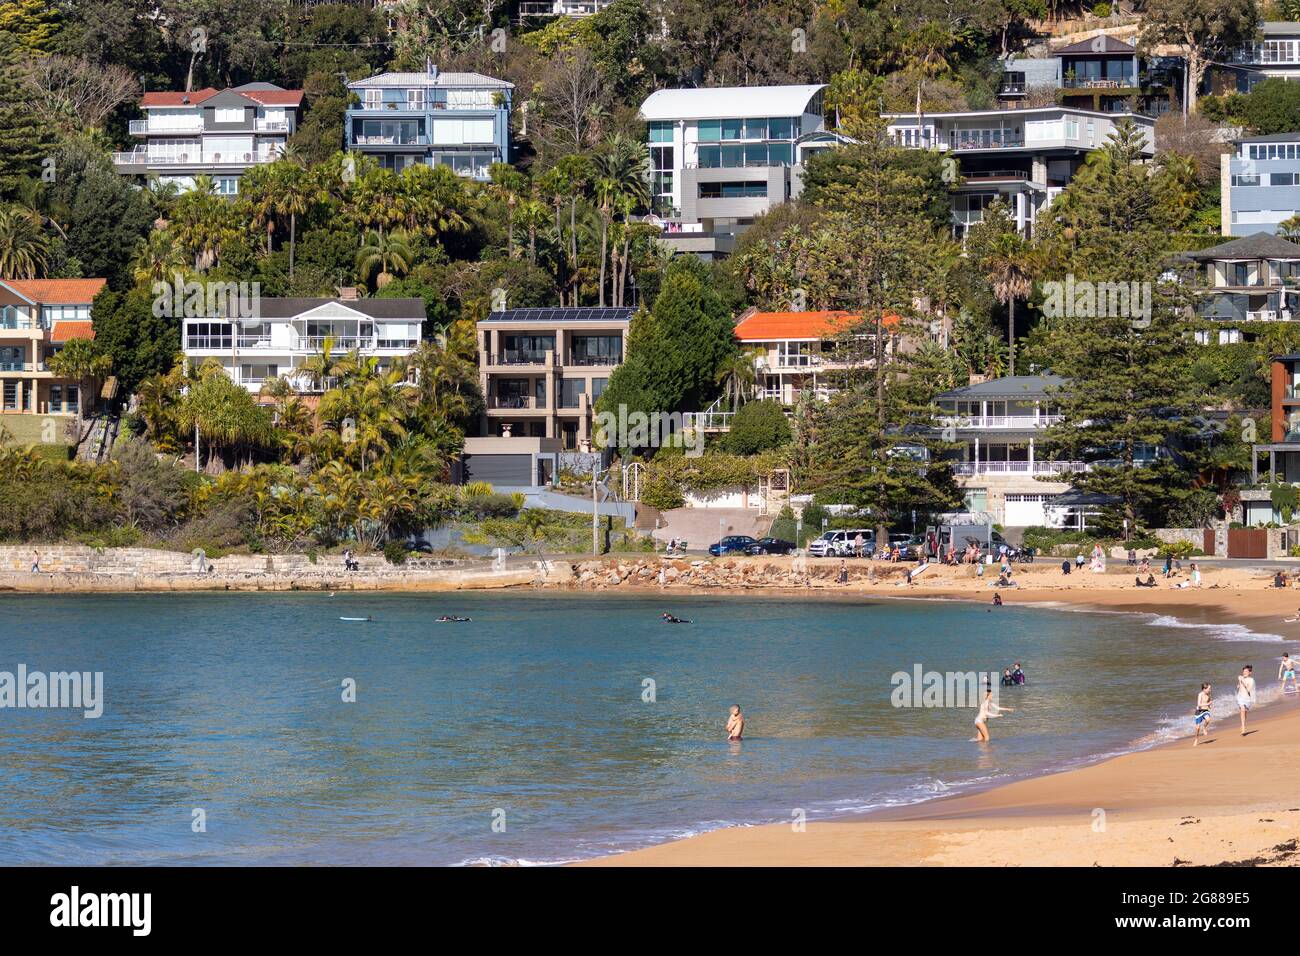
top-left (255, 119), bottom-right (290, 132)
top-left (942, 414), bottom-right (1062, 429)
top-left (112, 152), bottom-right (278, 167)
top-left (681, 410), bottom-right (734, 431)
top-left (129, 118), bottom-right (203, 134)
top-left (951, 460), bottom-right (1088, 475)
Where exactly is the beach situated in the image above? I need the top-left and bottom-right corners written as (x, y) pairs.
top-left (581, 570), bottom-right (1300, 867)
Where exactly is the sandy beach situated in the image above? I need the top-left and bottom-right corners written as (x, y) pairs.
top-left (580, 562), bottom-right (1300, 867)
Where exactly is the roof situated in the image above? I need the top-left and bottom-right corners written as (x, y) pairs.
top-left (1238, 131), bottom-right (1300, 143)
top-left (482, 307), bottom-right (634, 324)
top-left (1263, 22), bottom-right (1300, 35)
top-left (348, 71), bottom-right (513, 90)
top-left (734, 309), bottom-right (888, 341)
top-left (3, 278), bottom-right (105, 304)
top-left (141, 84), bottom-right (302, 108)
top-left (1185, 232), bottom-right (1300, 261)
top-left (1055, 35), bottom-right (1135, 55)
top-left (639, 84), bottom-right (825, 122)
top-left (50, 320), bottom-right (94, 342)
top-left (935, 375), bottom-right (1067, 401)
top-left (251, 298), bottom-right (426, 319)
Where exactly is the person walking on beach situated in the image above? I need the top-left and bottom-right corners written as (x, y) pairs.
top-left (838, 559), bottom-right (848, 584)
top-left (1236, 665), bottom-right (1256, 736)
top-left (726, 705), bottom-right (745, 741)
top-left (1280, 652), bottom-right (1298, 695)
top-left (1193, 683), bottom-right (1212, 746)
top-left (972, 685), bottom-right (1013, 743)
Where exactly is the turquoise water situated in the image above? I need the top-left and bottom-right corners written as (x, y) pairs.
top-left (0, 591), bottom-right (1289, 865)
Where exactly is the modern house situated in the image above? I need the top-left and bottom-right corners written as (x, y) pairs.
top-left (1179, 233), bottom-right (1300, 343)
top-left (0, 278), bottom-right (105, 417)
top-left (113, 83), bottom-right (303, 195)
top-left (477, 306), bottom-right (631, 450)
top-left (932, 375), bottom-right (1088, 528)
top-left (516, 0), bottom-right (609, 19)
top-left (1213, 22), bottom-right (1300, 93)
top-left (1250, 354), bottom-right (1300, 509)
top-left (1221, 132), bottom-right (1300, 236)
top-left (884, 107), bottom-right (1155, 237)
top-left (733, 308), bottom-right (876, 406)
top-left (996, 36), bottom-right (1181, 116)
top-left (640, 84), bottom-right (828, 258)
top-left (345, 66), bottom-right (513, 179)
top-left (181, 296), bottom-right (425, 395)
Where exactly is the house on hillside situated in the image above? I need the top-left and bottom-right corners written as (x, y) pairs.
top-left (0, 278), bottom-right (105, 418)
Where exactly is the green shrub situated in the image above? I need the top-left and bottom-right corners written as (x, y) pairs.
top-left (31, 444), bottom-right (71, 463)
top-left (383, 539), bottom-right (408, 565)
top-left (724, 400), bottom-right (792, 455)
top-left (1157, 539), bottom-right (1197, 559)
top-left (640, 475), bottom-right (685, 511)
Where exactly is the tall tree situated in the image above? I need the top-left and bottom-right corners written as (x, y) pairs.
top-left (1141, 0), bottom-right (1259, 115)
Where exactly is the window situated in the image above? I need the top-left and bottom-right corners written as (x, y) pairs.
top-left (560, 378), bottom-right (586, 408)
top-left (501, 334), bottom-right (554, 364)
top-left (1233, 173), bottom-right (1261, 186)
top-left (215, 177), bottom-right (239, 196)
top-left (406, 88), bottom-right (425, 110)
top-left (239, 364), bottom-right (277, 384)
top-left (698, 181), bottom-right (769, 199)
top-left (214, 107), bottom-right (244, 123)
top-left (649, 122), bottom-right (673, 143)
top-left (569, 335), bottom-right (621, 365)
top-left (1272, 172), bottom-right (1300, 186)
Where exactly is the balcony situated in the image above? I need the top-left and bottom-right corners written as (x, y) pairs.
top-left (487, 395), bottom-right (546, 411)
top-left (1062, 78), bottom-right (1135, 90)
top-left (354, 134), bottom-right (430, 147)
top-left (0, 361), bottom-right (45, 373)
top-left (130, 117), bottom-right (203, 135)
top-left (566, 353), bottom-right (621, 367)
top-left (941, 414), bottom-right (1063, 429)
top-left (951, 460), bottom-right (1088, 476)
top-left (112, 151), bottom-right (279, 167)
top-left (949, 131), bottom-right (1025, 151)
top-left (493, 349), bottom-right (556, 367)
top-left (255, 119), bottom-right (290, 132)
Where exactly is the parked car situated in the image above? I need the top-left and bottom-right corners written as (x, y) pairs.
top-left (746, 537), bottom-right (796, 556)
top-left (709, 535), bottom-right (759, 556)
top-left (808, 529), bottom-right (875, 558)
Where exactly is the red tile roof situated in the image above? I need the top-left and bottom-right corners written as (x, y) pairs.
top-left (734, 309), bottom-right (899, 341)
top-left (141, 88), bottom-right (219, 107)
top-left (4, 278), bottom-right (106, 305)
top-left (50, 321), bottom-right (95, 342)
top-left (140, 87), bottom-right (303, 107)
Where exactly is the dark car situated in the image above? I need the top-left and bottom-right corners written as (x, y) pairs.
top-left (402, 539), bottom-right (435, 554)
top-left (746, 537), bottom-right (796, 556)
top-left (709, 535), bottom-right (759, 556)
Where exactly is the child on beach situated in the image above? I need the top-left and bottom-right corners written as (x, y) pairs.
top-left (972, 685), bottom-right (1013, 743)
top-left (1236, 666), bottom-right (1256, 736)
top-left (726, 705), bottom-right (744, 741)
top-left (1280, 653), bottom-right (1298, 695)
top-left (1193, 683), bottom-right (1212, 746)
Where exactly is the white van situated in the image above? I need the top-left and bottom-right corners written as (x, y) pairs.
top-left (808, 529), bottom-right (875, 557)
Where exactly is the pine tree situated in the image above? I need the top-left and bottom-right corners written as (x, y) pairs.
top-left (0, 31), bottom-right (56, 197)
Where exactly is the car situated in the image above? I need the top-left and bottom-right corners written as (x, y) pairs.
top-left (709, 535), bottom-right (759, 556)
top-left (405, 539), bottom-right (435, 554)
top-left (808, 529), bottom-right (874, 558)
top-left (746, 537), bottom-right (796, 556)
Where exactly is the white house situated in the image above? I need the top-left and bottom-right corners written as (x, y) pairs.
top-left (182, 297), bottom-right (425, 394)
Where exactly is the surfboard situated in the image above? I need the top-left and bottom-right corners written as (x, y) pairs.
top-left (339, 617), bottom-right (371, 622)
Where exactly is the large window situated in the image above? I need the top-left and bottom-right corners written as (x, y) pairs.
top-left (696, 143), bottom-right (792, 168)
top-left (569, 335), bottom-right (621, 365)
top-left (698, 181), bottom-right (770, 199)
top-left (560, 378), bottom-right (586, 408)
top-left (696, 117), bottom-right (798, 143)
top-left (649, 122), bottom-right (673, 143)
top-left (501, 334), bottom-right (554, 364)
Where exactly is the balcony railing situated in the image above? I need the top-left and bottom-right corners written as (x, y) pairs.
top-left (255, 119), bottom-right (290, 132)
top-left (498, 349), bottom-right (553, 366)
top-left (681, 410), bottom-right (734, 431)
top-left (941, 414), bottom-right (1063, 429)
top-left (0, 361), bottom-right (44, 372)
top-left (567, 353), bottom-right (621, 366)
top-left (951, 460), bottom-right (1088, 475)
top-left (950, 131), bottom-right (1024, 150)
top-left (112, 152), bottom-right (280, 167)
top-left (1062, 78), bottom-right (1134, 90)
top-left (488, 395), bottom-right (545, 410)
top-left (129, 118), bottom-right (203, 134)
top-left (354, 134), bottom-right (430, 146)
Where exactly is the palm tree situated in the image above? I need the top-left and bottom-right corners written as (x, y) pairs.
top-left (0, 206), bottom-right (52, 279)
top-left (299, 337), bottom-right (342, 392)
top-left (355, 229), bottom-right (414, 291)
top-left (714, 348), bottom-right (765, 411)
top-left (593, 135), bottom-right (651, 306)
top-left (130, 229), bottom-right (187, 286)
top-left (983, 232), bottom-right (1036, 374)
top-left (275, 159), bottom-right (322, 280)
top-left (48, 337), bottom-right (111, 446)
top-left (171, 176), bottom-right (238, 272)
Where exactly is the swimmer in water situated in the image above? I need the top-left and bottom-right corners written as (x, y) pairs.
top-left (1280, 652), bottom-right (1298, 694)
top-left (726, 704), bottom-right (744, 741)
top-left (972, 685), bottom-right (1013, 742)
top-left (661, 612), bottom-right (690, 624)
top-left (1193, 682), bottom-right (1212, 746)
top-left (992, 592), bottom-right (1003, 607)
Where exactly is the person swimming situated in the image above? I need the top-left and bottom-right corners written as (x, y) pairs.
top-left (1011, 662), bottom-right (1025, 685)
top-left (1193, 682), bottom-right (1212, 746)
top-left (661, 612), bottom-right (691, 624)
top-left (436, 615), bottom-right (471, 622)
top-left (725, 704), bottom-right (744, 741)
top-left (1000, 668), bottom-right (1014, 687)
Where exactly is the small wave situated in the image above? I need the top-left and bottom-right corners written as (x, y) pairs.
top-left (1145, 614), bottom-right (1284, 643)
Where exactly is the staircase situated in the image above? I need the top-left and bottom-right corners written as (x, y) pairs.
top-left (81, 414), bottom-right (120, 464)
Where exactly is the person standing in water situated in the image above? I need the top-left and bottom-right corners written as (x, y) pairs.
top-left (1280, 652), bottom-right (1298, 695)
top-left (1236, 666), bottom-right (1256, 736)
top-left (1193, 683), bottom-right (1212, 746)
top-left (725, 705), bottom-right (745, 741)
top-left (972, 685), bottom-right (1013, 743)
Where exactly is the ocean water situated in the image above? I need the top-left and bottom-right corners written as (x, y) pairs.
top-left (0, 591), bottom-right (1290, 866)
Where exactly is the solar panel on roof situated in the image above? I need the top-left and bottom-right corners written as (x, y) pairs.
top-left (485, 307), bottom-right (634, 322)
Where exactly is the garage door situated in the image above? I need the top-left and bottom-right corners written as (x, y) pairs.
top-left (1003, 494), bottom-right (1054, 527)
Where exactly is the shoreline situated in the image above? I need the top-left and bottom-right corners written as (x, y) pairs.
top-left (575, 577), bottom-right (1300, 866)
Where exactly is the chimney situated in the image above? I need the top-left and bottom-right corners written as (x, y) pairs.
top-left (336, 286), bottom-right (359, 301)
